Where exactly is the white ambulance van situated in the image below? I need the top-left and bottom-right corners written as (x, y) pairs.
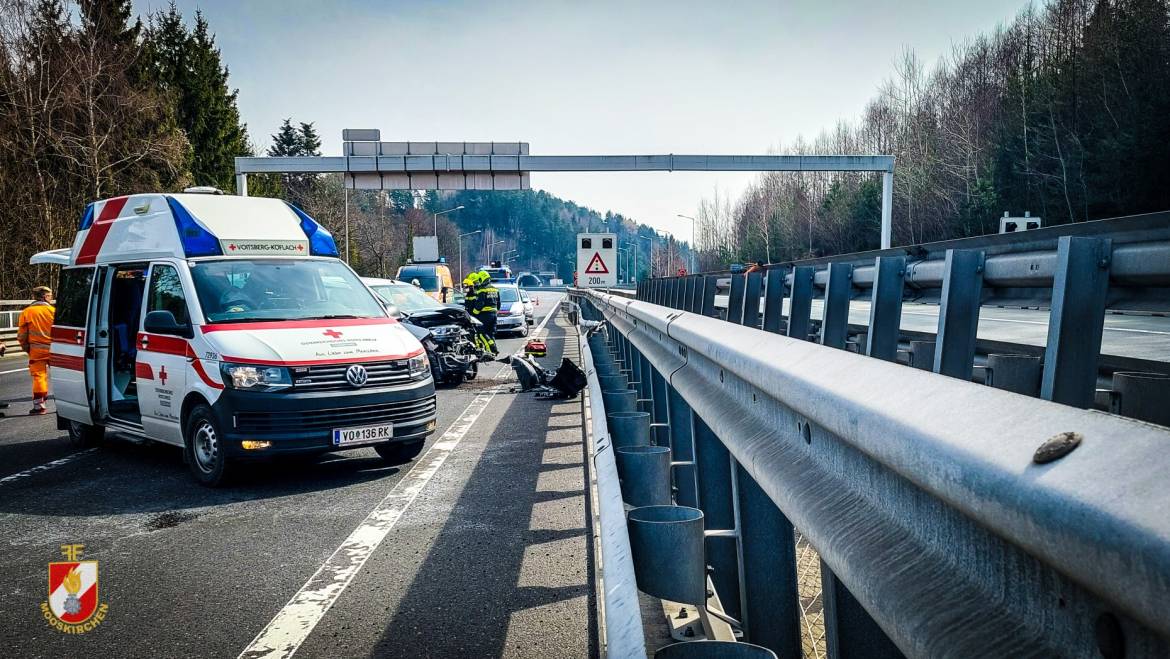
top-left (33, 191), bottom-right (437, 486)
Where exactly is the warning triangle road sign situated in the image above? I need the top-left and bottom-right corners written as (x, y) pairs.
top-left (585, 252), bottom-right (609, 274)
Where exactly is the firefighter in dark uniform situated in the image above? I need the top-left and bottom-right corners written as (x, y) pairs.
top-left (464, 271), bottom-right (499, 357)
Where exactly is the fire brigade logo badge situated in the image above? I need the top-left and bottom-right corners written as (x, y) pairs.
top-left (41, 544), bottom-right (109, 634)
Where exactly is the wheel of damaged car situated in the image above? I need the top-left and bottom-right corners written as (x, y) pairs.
top-left (464, 360), bottom-right (478, 381)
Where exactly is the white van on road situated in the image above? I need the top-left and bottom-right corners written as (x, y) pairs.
top-left (34, 192), bottom-right (436, 485)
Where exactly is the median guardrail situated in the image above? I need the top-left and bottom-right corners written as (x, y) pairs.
top-left (636, 211), bottom-right (1170, 426)
top-left (575, 285), bottom-right (1170, 658)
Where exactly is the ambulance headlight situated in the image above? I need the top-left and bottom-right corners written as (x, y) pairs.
top-left (407, 353), bottom-right (430, 380)
top-left (220, 363), bottom-right (292, 391)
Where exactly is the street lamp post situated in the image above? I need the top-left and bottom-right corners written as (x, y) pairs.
top-left (617, 247), bottom-right (628, 284)
top-left (625, 242), bottom-right (639, 285)
top-left (457, 229), bottom-right (482, 282)
top-left (433, 205), bottom-right (465, 237)
top-left (677, 214), bottom-right (696, 273)
top-left (639, 235), bottom-right (653, 278)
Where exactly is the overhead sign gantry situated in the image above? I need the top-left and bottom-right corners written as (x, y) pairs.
top-left (234, 128), bottom-right (897, 249)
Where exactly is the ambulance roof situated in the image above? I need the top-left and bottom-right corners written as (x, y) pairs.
top-left (51, 193), bottom-right (338, 267)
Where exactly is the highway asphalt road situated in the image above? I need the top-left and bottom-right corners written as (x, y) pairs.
top-left (0, 292), bottom-right (597, 659)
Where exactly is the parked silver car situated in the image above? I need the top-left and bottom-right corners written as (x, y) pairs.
top-left (495, 284), bottom-right (528, 337)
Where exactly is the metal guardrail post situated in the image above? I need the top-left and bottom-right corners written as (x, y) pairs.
top-left (638, 350), bottom-right (654, 415)
top-left (986, 354), bottom-right (1042, 396)
top-left (762, 268), bottom-right (786, 334)
top-left (667, 386), bottom-right (699, 508)
top-left (787, 265), bottom-right (816, 341)
top-left (742, 271), bottom-right (763, 329)
top-left (865, 256), bottom-right (906, 362)
top-left (820, 263), bottom-right (853, 348)
top-left (1041, 236), bottom-right (1112, 408)
top-left (683, 275), bottom-right (702, 313)
top-left (933, 249), bottom-right (985, 379)
top-left (1111, 372), bottom-right (1170, 426)
top-left (821, 563), bottom-right (904, 659)
top-left (701, 275), bottom-right (719, 317)
top-left (728, 274), bottom-right (746, 324)
top-left (651, 367), bottom-right (671, 448)
top-left (693, 417), bottom-right (743, 622)
top-left (735, 463), bottom-right (802, 657)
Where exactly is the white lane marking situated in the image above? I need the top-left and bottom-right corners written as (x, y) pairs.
top-left (0, 448), bottom-right (98, 486)
top-left (1, 367), bottom-right (26, 375)
top-left (238, 386), bottom-right (502, 659)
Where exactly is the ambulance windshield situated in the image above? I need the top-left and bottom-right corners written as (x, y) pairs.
top-left (190, 259), bottom-right (386, 323)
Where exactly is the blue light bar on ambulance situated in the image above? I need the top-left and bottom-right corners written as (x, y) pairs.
top-left (78, 203), bottom-right (95, 230)
top-left (285, 203), bottom-right (340, 257)
top-left (165, 196), bottom-right (223, 258)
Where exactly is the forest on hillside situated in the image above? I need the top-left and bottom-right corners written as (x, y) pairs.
top-left (695, 0), bottom-right (1170, 269)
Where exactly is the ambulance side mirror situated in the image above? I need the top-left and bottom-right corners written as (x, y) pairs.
top-left (144, 310), bottom-right (192, 338)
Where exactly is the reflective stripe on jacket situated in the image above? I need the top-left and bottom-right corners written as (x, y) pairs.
top-left (477, 286), bottom-right (500, 312)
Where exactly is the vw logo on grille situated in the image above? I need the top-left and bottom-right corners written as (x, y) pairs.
top-left (345, 364), bottom-right (369, 388)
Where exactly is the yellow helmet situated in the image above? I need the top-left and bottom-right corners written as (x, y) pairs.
top-left (463, 273), bottom-right (477, 287)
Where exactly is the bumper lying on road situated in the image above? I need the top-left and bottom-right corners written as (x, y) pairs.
top-left (211, 378), bottom-right (438, 457)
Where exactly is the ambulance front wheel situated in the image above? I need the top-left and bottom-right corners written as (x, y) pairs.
top-left (375, 439), bottom-right (425, 465)
top-left (67, 421), bottom-right (104, 447)
top-left (185, 404), bottom-right (231, 487)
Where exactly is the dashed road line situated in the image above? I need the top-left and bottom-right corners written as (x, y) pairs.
top-left (237, 385), bottom-right (503, 659)
top-left (0, 448), bottom-right (97, 486)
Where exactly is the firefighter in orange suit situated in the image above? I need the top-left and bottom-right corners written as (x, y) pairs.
top-left (18, 286), bottom-right (55, 415)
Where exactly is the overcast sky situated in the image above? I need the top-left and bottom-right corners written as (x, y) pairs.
top-left (136, 0), bottom-right (1030, 239)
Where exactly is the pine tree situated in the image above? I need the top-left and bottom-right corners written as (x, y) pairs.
top-left (267, 118), bottom-right (302, 157)
top-left (299, 122), bottom-right (322, 156)
top-left (266, 119), bottom-right (322, 206)
top-left (143, 5), bottom-right (249, 192)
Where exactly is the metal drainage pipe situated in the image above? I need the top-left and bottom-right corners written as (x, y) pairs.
top-left (607, 411), bottom-right (651, 449)
top-left (603, 389), bottom-right (639, 414)
top-left (628, 505), bottom-right (707, 605)
top-left (615, 446), bottom-right (672, 507)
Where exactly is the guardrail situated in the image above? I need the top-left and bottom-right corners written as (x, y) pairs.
top-left (579, 324), bottom-right (647, 658)
top-left (575, 287), bottom-right (1170, 657)
top-left (0, 300), bottom-right (31, 350)
top-left (634, 212), bottom-right (1170, 425)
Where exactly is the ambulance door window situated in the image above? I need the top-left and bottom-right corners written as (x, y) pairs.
top-left (51, 267), bottom-right (96, 423)
top-left (138, 263), bottom-right (189, 444)
top-left (146, 264), bottom-right (190, 325)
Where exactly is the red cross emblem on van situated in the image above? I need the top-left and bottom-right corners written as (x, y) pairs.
top-left (323, 329), bottom-right (343, 339)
